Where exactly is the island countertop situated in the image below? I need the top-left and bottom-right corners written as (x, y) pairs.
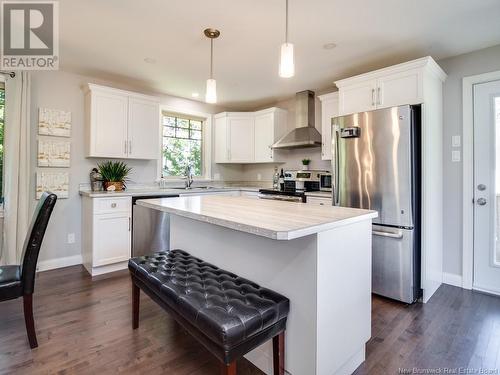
top-left (137, 195), bottom-right (377, 240)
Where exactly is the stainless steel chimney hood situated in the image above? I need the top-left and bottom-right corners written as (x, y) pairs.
top-left (272, 90), bottom-right (322, 149)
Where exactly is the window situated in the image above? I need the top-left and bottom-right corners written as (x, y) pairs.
top-left (0, 82), bottom-right (4, 204)
top-left (161, 112), bottom-right (203, 177)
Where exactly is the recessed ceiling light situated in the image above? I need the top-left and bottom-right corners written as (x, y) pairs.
top-left (191, 92), bottom-right (199, 98)
top-left (323, 43), bottom-right (337, 50)
top-left (144, 57), bottom-right (156, 64)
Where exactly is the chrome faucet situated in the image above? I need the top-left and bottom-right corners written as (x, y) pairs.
top-left (184, 164), bottom-right (194, 189)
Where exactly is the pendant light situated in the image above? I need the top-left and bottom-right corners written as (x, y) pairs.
top-left (279, 0), bottom-right (294, 78)
top-left (204, 28), bottom-right (220, 104)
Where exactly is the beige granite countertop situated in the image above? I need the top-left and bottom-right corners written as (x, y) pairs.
top-left (79, 186), bottom-right (260, 198)
top-left (136, 195), bottom-right (377, 240)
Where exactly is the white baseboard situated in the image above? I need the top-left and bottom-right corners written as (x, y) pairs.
top-left (37, 254), bottom-right (82, 272)
top-left (442, 272), bottom-right (463, 288)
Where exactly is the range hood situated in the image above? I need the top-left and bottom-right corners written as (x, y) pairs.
top-left (272, 90), bottom-right (322, 149)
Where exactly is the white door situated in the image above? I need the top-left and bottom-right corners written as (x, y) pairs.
top-left (473, 79), bottom-right (500, 295)
top-left (254, 113), bottom-right (274, 162)
top-left (91, 91), bottom-right (128, 158)
top-left (128, 97), bottom-right (160, 159)
top-left (228, 117), bottom-right (254, 162)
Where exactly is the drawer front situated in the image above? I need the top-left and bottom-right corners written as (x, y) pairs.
top-left (94, 197), bottom-right (131, 214)
top-left (306, 196), bottom-right (332, 206)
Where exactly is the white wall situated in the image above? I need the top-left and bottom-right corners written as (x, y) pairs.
top-left (439, 44), bottom-right (500, 276)
top-left (29, 69), bottom-right (242, 265)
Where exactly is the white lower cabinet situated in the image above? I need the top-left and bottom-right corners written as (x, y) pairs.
top-left (82, 196), bottom-right (131, 276)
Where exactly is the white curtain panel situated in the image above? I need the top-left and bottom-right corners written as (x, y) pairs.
top-left (1, 72), bottom-right (31, 265)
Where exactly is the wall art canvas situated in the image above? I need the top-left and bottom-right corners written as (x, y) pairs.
top-left (38, 139), bottom-right (71, 167)
top-left (36, 172), bottom-right (69, 199)
top-left (38, 108), bottom-right (72, 137)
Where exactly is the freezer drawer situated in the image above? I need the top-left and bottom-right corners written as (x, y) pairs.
top-left (132, 204), bottom-right (170, 257)
top-left (372, 225), bottom-right (418, 303)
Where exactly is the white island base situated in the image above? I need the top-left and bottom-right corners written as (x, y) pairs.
top-left (169, 214), bottom-right (372, 375)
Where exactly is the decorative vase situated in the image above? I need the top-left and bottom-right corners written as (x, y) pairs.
top-left (302, 164), bottom-right (310, 170)
top-left (104, 181), bottom-right (124, 191)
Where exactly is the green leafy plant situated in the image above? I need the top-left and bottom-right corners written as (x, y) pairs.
top-left (97, 161), bottom-right (131, 183)
top-left (302, 158), bottom-right (311, 166)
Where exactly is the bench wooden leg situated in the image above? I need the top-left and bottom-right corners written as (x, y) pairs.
top-left (132, 280), bottom-right (140, 329)
top-left (220, 362), bottom-right (236, 375)
top-left (273, 331), bottom-right (285, 375)
top-left (23, 294), bottom-right (38, 349)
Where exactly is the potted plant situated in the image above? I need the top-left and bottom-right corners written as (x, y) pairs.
top-left (97, 161), bottom-right (131, 191)
top-left (302, 158), bottom-right (311, 170)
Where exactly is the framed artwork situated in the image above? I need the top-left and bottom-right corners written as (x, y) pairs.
top-left (36, 172), bottom-right (69, 199)
top-left (38, 108), bottom-right (72, 137)
top-left (37, 139), bottom-right (71, 167)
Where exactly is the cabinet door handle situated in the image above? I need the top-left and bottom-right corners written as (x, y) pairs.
top-left (371, 89), bottom-right (375, 106)
top-left (377, 87), bottom-right (381, 105)
top-left (269, 145), bottom-right (273, 159)
top-left (111, 203), bottom-right (117, 208)
top-left (129, 140), bottom-right (132, 154)
top-left (124, 140), bottom-right (127, 154)
top-left (128, 217), bottom-right (131, 231)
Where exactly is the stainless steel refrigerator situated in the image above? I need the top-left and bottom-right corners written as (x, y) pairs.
top-left (331, 105), bottom-right (421, 303)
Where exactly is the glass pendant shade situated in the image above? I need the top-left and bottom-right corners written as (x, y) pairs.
top-left (205, 78), bottom-right (217, 104)
top-left (279, 42), bottom-right (295, 78)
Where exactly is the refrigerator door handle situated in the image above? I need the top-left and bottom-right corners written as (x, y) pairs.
top-left (373, 230), bottom-right (404, 239)
top-left (331, 123), bottom-right (340, 206)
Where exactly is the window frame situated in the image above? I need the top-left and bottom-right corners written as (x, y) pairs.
top-left (158, 105), bottom-right (212, 181)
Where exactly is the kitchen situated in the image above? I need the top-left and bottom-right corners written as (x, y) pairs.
top-left (1, 1), bottom-right (500, 375)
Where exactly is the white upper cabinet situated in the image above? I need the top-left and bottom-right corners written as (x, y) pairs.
top-left (128, 97), bottom-right (160, 160)
top-left (228, 116), bottom-right (255, 162)
top-left (318, 92), bottom-right (339, 161)
top-left (254, 108), bottom-right (287, 163)
top-left (85, 84), bottom-right (160, 159)
top-left (214, 108), bottom-right (287, 164)
top-left (338, 79), bottom-right (377, 116)
top-left (336, 57), bottom-right (437, 116)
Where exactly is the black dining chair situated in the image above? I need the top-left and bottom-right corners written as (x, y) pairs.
top-left (0, 192), bottom-right (57, 348)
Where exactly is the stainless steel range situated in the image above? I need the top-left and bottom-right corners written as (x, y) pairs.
top-left (259, 169), bottom-right (329, 202)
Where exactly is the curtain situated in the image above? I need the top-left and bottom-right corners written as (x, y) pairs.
top-left (0, 72), bottom-right (31, 265)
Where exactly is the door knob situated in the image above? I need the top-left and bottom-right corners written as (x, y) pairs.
top-left (477, 198), bottom-right (487, 206)
top-left (478, 184), bottom-right (487, 191)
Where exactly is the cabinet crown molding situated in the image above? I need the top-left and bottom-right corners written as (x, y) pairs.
top-left (318, 92), bottom-right (339, 101)
top-left (334, 56), bottom-right (447, 88)
top-left (84, 83), bottom-right (160, 103)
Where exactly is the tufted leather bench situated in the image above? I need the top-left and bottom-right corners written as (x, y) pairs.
top-left (128, 249), bottom-right (290, 375)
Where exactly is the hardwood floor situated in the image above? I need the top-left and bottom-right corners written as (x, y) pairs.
top-left (1, 266), bottom-right (500, 374)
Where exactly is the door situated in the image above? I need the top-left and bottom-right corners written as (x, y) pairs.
top-left (254, 113), bottom-right (274, 162)
top-left (228, 117), bottom-right (254, 162)
top-left (473, 79), bottom-right (500, 294)
top-left (377, 69), bottom-right (423, 109)
top-left (128, 97), bottom-right (160, 159)
top-left (91, 91), bottom-right (128, 158)
top-left (93, 213), bottom-right (131, 266)
top-left (339, 79), bottom-right (377, 116)
top-left (333, 105), bottom-right (415, 227)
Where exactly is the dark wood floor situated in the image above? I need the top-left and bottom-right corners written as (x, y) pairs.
top-left (1, 266), bottom-right (500, 374)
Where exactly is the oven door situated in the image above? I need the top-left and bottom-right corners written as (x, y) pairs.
top-left (320, 174), bottom-right (332, 191)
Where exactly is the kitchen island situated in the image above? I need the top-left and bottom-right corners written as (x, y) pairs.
top-left (137, 196), bottom-right (377, 375)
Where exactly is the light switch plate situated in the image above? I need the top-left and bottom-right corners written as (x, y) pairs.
top-left (452, 150), bottom-right (461, 162)
top-left (67, 233), bottom-right (75, 244)
top-left (452, 135), bottom-right (461, 148)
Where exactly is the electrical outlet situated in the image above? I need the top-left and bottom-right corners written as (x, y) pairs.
top-left (452, 135), bottom-right (461, 148)
top-left (452, 150), bottom-right (461, 162)
top-left (257, 173), bottom-right (262, 181)
top-left (67, 233), bottom-right (75, 244)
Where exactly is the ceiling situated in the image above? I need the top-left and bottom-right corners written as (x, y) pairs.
top-left (59, 0), bottom-right (500, 110)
